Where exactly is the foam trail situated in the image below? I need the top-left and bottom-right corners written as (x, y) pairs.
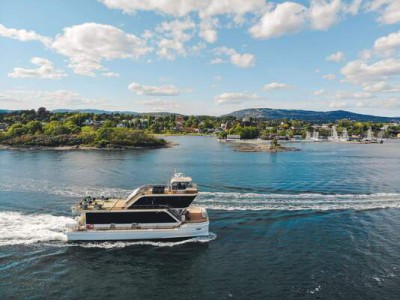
top-left (0, 211), bottom-right (74, 246)
top-left (64, 233), bottom-right (217, 249)
top-left (197, 192), bottom-right (400, 211)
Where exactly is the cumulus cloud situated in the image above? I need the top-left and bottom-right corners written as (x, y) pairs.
top-left (249, 0), bottom-right (363, 40)
top-left (213, 47), bottom-right (255, 68)
top-left (314, 89), bottom-right (325, 95)
top-left (343, 0), bottom-right (362, 15)
top-left (0, 24), bottom-right (52, 46)
top-left (99, 0), bottom-right (266, 19)
top-left (8, 57), bottom-right (66, 79)
top-left (362, 81), bottom-right (400, 93)
top-left (323, 74), bottom-right (336, 80)
top-left (199, 18), bottom-right (219, 43)
top-left (309, 0), bottom-right (342, 30)
top-left (51, 23), bottom-right (152, 76)
top-left (215, 92), bottom-right (260, 105)
top-left (341, 58), bottom-right (400, 83)
top-left (367, 0), bottom-right (400, 25)
top-left (373, 30), bottom-right (400, 55)
top-left (335, 90), bottom-right (374, 99)
top-left (210, 57), bottom-right (225, 65)
top-left (155, 18), bottom-right (195, 60)
top-left (263, 82), bottom-right (293, 91)
top-left (128, 82), bottom-right (185, 96)
top-left (326, 51), bottom-right (345, 62)
top-left (329, 101), bottom-right (348, 108)
top-left (102, 72), bottom-right (120, 77)
top-left (249, 2), bottom-right (307, 39)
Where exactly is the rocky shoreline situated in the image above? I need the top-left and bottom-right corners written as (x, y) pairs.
top-left (0, 143), bottom-right (173, 151)
top-left (232, 143), bottom-right (299, 153)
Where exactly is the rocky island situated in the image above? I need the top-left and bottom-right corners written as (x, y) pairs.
top-left (231, 139), bottom-right (299, 153)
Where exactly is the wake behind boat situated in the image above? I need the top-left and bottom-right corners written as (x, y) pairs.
top-left (66, 173), bottom-right (209, 241)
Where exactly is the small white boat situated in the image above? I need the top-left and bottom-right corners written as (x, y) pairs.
top-left (66, 173), bottom-right (209, 241)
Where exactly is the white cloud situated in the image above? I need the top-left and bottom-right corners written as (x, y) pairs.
top-left (249, 0), bottom-right (363, 40)
top-left (343, 0), bottom-right (362, 15)
top-left (356, 98), bottom-right (400, 108)
top-left (213, 47), bottom-right (255, 68)
top-left (341, 58), bottom-right (400, 83)
top-left (314, 89), bottom-right (325, 95)
top-left (323, 74), bottom-right (336, 80)
top-left (102, 72), bottom-right (120, 77)
top-left (326, 51), bottom-right (345, 62)
top-left (335, 90), bottom-right (374, 99)
top-left (230, 53), bottom-right (256, 68)
top-left (8, 57), bottom-right (66, 79)
top-left (263, 82), bottom-right (293, 91)
top-left (373, 30), bottom-right (400, 55)
top-left (155, 18), bottom-right (195, 60)
top-left (51, 23), bottom-right (152, 76)
top-left (0, 90), bottom-right (101, 109)
top-left (249, 2), bottom-right (307, 39)
top-left (329, 101), bottom-right (348, 108)
top-left (367, 0), bottom-right (400, 25)
top-left (215, 92), bottom-right (260, 105)
top-left (0, 24), bottom-right (52, 46)
top-left (362, 81), bottom-right (400, 92)
top-left (99, 0), bottom-right (266, 19)
top-left (199, 18), bottom-right (219, 43)
top-left (309, 0), bottom-right (342, 30)
top-left (210, 57), bottom-right (225, 65)
top-left (128, 82), bottom-right (185, 96)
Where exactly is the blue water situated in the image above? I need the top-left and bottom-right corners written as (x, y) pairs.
top-left (1, 137), bottom-right (400, 299)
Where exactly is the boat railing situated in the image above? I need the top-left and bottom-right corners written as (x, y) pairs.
top-left (126, 204), bottom-right (183, 221)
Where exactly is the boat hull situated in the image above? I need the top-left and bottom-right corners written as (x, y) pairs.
top-left (66, 221), bottom-right (209, 241)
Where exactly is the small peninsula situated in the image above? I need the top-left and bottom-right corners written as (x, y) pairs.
top-left (0, 108), bottom-right (167, 150)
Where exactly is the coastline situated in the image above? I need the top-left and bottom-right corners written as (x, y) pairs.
top-left (0, 142), bottom-right (173, 151)
top-left (233, 143), bottom-right (299, 153)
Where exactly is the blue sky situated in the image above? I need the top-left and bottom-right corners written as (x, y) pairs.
top-left (0, 0), bottom-right (399, 116)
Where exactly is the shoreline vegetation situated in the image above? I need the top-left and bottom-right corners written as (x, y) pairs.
top-left (0, 108), bottom-right (399, 151)
top-left (0, 108), bottom-right (168, 150)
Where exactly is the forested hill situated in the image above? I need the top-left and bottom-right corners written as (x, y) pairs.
top-left (226, 108), bottom-right (400, 123)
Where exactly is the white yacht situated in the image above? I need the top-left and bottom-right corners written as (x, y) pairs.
top-left (66, 173), bottom-right (209, 241)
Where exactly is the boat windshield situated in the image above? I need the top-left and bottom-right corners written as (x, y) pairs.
top-left (126, 186), bottom-right (148, 201)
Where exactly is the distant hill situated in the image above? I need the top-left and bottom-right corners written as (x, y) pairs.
top-left (226, 108), bottom-right (400, 123)
top-left (52, 109), bottom-right (139, 115)
top-left (0, 109), bottom-right (12, 114)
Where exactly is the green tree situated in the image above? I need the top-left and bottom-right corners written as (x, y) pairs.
top-left (26, 120), bottom-right (43, 134)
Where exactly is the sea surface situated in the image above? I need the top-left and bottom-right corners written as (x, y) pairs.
top-left (1, 136), bottom-right (400, 299)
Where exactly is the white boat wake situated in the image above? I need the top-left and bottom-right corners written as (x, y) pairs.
top-left (0, 211), bottom-right (73, 246)
top-left (197, 192), bottom-right (400, 211)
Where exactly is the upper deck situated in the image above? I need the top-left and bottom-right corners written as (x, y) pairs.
top-left (74, 173), bottom-right (199, 212)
